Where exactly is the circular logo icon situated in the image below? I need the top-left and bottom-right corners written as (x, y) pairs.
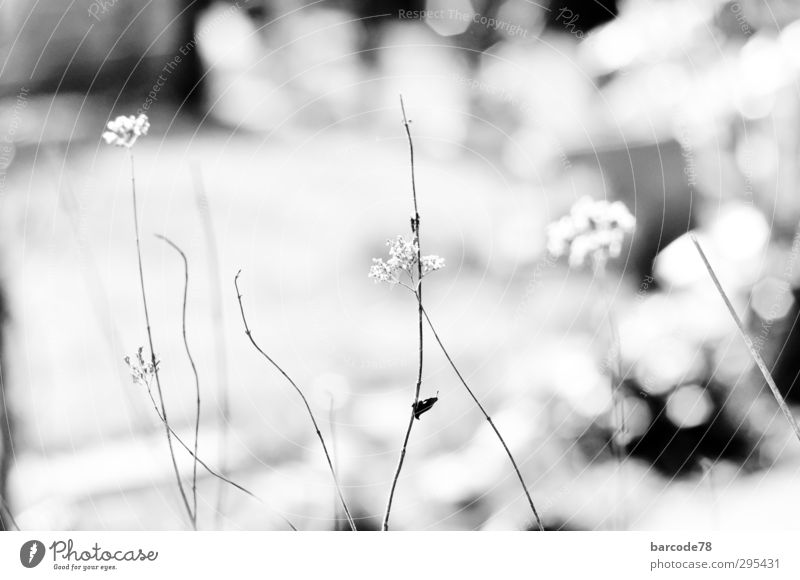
top-left (20, 540), bottom-right (45, 568)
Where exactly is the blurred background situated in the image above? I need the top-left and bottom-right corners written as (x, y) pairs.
top-left (1, 0), bottom-right (800, 531)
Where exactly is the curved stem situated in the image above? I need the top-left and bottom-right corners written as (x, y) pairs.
top-left (234, 271), bottom-right (357, 531)
top-left (420, 306), bottom-right (544, 531)
top-left (128, 151), bottom-right (194, 528)
top-left (155, 234), bottom-right (201, 530)
top-left (383, 95), bottom-right (424, 531)
top-left (142, 386), bottom-right (297, 531)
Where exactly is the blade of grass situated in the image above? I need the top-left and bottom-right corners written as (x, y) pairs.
top-left (691, 234), bottom-right (800, 444)
top-left (190, 164), bottom-right (232, 529)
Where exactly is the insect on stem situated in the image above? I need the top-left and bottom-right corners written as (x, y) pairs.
top-left (383, 96), bottom-right (426, 531)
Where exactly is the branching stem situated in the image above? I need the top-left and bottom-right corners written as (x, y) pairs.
top-left (142, 385), bottom-right (297, 530)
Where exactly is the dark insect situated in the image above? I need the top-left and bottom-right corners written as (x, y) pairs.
top-left (412, 391), bottom-right (439, 420)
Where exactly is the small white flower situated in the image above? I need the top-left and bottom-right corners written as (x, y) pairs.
top-left (102, 114), bottom-right (150, 148)
top-left (546, 196), bottom-right (635, 269)
top-left (421, 255), bottom-right (446, 274)
top-left (369, 235), bottom-right (445, 285)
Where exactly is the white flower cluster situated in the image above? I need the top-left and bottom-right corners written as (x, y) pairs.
top-left (102, 114), bottom-right (150, 148)
top-left (547, 196), bottom-right (635, 268)
top-left (369, 235), bottom-right (445, 285)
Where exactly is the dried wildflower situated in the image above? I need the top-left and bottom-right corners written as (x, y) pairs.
top-left (124, 346), bottom-right (160, 387)
top-left (102, 114), bottom-right (150, 148)
top-left (369, 235), bottom-right (445, 285)
top-left (546, 196), bottom-right (635, 269)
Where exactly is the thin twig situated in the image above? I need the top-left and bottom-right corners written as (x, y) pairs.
top-left (234, 271), bottom-right (357, 531)
top-left (691, 234), bottom-right (800, 444)
top-left (128, 151), bottom-right (194, 528)
top-left (383, 95), bottom-right (425, 531)
top-left (142, 384), bottom-right (297, 531)
top-left (0, 332), bottom-right (14, 532)
top-left (0, 495), bottom-right (20, 530)
top-left (420, 305), bottom-right (544, 530)
top-left (191, 165), bottom-right (232, 529)
top-left (155, 234), bottom-right (202, 530)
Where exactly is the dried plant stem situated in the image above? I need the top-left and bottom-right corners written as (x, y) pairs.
top-left (420, 306), bottom-right (544, 530)
top-left (0, 495), bottom-right (19, 531)
top-left (383, 96), bottom-right (425, 531)
top-left (691, 234), bottom-right (800, 444)
top-left (155, 235), bottom-right (201, 530)
top-left (142, 386), bottom-right (297, 531)
top-left (0, 350), bottom-right (15, 531)
top-left (234, 271), bottom-right (357, 531)
top-left (191, 165), bottom-right (232, 529)
top-left (128, 151), bottom-right (194, 528)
